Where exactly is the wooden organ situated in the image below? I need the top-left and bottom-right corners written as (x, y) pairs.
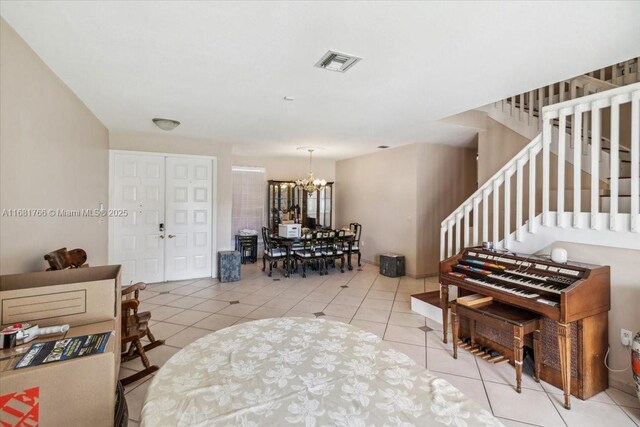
top-left (440, 247), bottom-right (610, 409)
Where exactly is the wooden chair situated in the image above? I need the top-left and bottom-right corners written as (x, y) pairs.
top-left (261, 227), bottom-right (288, 277)
top-left (120, 282), bottom-right (164, 386)
top-left (44, 247), bottom-right (88, 270)
top-left (321, 230), bottom-right (345, 274)
top-left (348, 223), bottom-right (363, 267)
top-left (294, 231), bottom-right (325, 277)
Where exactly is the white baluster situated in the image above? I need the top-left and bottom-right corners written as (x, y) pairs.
top-left (538, 88), bottom-right (544, 130)
top-left (560, 81), bottom-right (566, 102)
top-left (528, 147), bottom-right (536, 233)
top-left (463, 205), bottom-right (470, 248)
top-left (631, 91), bottom-right (639, 232)
top-left (573, 105), bottom-right (585, 227)
top-left (473, 197), bottom-right (480, 245)
top-left (493, 180), bottom-right (500, 246)
top-left (519, 94), bottom-right (524, 122)
top-left (455, 213), bottom-right (462, 255)
top-left (440, 226), bottom-right (446, 260)
top-left (504, 169), bottom-right (511, 249)
top-left (583, 108), bottom-right (590, 156)
top-left (510, 96), bottom-right (514, 117)
top-left (482, 190), bottom-right (489, 243)
top-left (529, 90), bottom-right (535, 125)
top-left (447, 220), bottom-right (453, 258)
top-left (590, 102), bottom-right (602, 230)
top-left (516, 159), bottom-right (524, 241)
top-left (549, 84), bottom-right (555, 105)
top-left (557, 111), bottom-right (567, 227)
top-left (610, 98), bottom-right (620, 230)
top-left (542, 115), bottom-right (552, 225)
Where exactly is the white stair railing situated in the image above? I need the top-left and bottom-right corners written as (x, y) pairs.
top-left (441, 82), bottom-right (640, 260)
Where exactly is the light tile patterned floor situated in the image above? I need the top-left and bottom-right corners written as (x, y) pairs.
top-left (122, 262), bottom-right (640, 427)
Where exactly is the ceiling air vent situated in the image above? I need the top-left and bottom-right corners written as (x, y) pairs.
top-left (315, 50), bottom-right (362, 73)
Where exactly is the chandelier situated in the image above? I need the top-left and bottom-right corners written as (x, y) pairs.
top-left (296, 149), bottom-right (327, 192)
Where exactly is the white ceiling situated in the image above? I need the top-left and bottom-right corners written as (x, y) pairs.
top-left (2, 1), bottom-right (639, 160)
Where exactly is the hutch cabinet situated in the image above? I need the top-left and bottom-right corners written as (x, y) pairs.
top-left (267, 180), bottom-right (333, 232)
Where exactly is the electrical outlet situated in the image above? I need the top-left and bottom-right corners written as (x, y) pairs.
top-left (621, 329), bottom-right (632, 346)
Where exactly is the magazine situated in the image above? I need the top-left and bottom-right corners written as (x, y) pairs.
top-left (14, 332), bottom-right (110, 369)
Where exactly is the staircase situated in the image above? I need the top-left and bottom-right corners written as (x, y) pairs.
top-left (414, 60), bottom-right (639, 325)
top-left (440, 60), bottom-right (639, 261)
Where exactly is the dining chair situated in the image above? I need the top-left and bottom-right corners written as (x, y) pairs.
top-left (294, 231), bottom-right (324, 277)
top-left (348, 223), bottom-right (363, 267)
top-left (321, 230), bottom-right (345, 274)
top-left (261, 227), bottom-right (288, 277)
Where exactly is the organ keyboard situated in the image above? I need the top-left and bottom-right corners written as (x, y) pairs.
top-left (440, 247), bottom-right (611, 409)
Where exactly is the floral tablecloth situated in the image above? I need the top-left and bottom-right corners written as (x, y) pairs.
top-left (140, 318), bottom-right (502, 426)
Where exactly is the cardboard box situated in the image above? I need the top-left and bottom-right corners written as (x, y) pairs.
top-left (0, 266), bottom-right (120, 427)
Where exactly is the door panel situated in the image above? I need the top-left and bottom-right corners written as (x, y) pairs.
top-left (165, 157), bottom-right (213, 281)
top-left (112, 154), bottom-right (165, 285)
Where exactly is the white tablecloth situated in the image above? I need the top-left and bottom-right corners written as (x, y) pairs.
top-left (140, 318), bottom-right (502, 426)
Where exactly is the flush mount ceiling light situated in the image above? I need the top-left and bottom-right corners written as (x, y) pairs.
top-left (152, 118), bottom-right (180, 131)
top-left (315, 50), bottom-right (362, 73)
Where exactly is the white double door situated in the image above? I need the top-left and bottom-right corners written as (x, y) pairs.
top-left (111, 152), bottom-right (214, 285)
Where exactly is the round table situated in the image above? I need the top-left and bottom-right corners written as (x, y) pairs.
top-left (140, 318), bottom-right (501, 426)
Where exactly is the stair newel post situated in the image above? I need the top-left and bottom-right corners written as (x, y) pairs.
top-left (472, 197), bottom-right (480, 246)
top-left (590, 101), bottom-right (602, 230)
top-left (528, 145), bottom-right (537, 234)
top-left (482, 189), bottom-right (490, 243)
top-left (573, 105), bottom-right (586, 228)
top-left (631, 90), bottom-right (640, 232)
top-left (504, 168), bottom-right (512, 250)
top-left (610, 98), bottom-right (620, 230)
top-left (516, 158), bottom-right (524, 242)
top-left (542, 112), bottom-right (552, 226)
top-left (557, 110), bottom-right (568, 227)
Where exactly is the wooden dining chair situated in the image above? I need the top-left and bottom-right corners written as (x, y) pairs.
top-left (295, 231), bottom-right (325, 277)
top-left (261, 227), bottom-right (288, 277)
top-left (321, 230), bottom-right (345, 274)
top-left (348, 223), bottom-right (363, 267)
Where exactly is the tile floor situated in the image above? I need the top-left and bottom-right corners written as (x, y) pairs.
top-left (121, 262), bottom-right (640, 427)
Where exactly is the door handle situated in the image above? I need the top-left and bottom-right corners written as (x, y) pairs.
top-left (168, 234), bottom-right (176, 239)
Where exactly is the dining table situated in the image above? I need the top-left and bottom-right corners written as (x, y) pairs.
top-left (140, 317), bottom-right (502, 426)
top-left (270, 229), bottom-right (357, 276)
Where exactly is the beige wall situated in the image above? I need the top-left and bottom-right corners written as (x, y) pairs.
top-left (416, 144), bottom-right (477, 276)
top-left (336, 145), bottom-right (418, 275)
top-left (336, 144), bottom-right (477, 277)
top-left (537, 242), bottom-right (640, 395)
top-left (478, 118), bottom-right (530, 184)
top-left (109, 131), bottom-right (234, 251)
top-left (0, 19), bottom-right (109, 274)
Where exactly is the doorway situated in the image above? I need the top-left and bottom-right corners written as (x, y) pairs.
top-left (109, 151), bottom-right (216, 285)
